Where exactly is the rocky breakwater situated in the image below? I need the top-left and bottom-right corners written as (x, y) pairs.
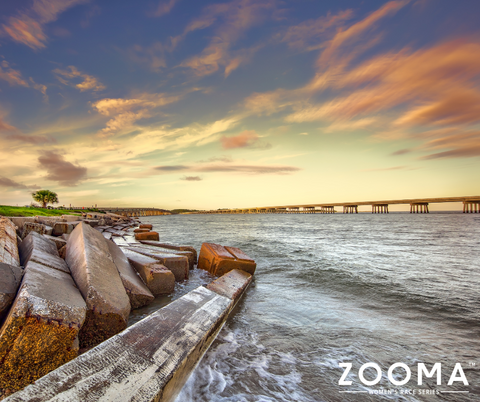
top-left (1, 213), bottom-right (257, 401)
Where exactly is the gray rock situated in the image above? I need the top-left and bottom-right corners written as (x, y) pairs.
top-left (19, 232), bottom-right (69, 274)
top-left (0, 261), bottom-right (86, 392)
top-left (66, 223), bottom-right (131, 348)
top-left (106, 241), bottom-right (154, 309)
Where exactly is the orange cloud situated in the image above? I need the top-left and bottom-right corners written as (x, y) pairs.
top-left (220, 130), bottom-right (259, 149)
top-left (53, 66), bottom-right (106, 92)
top-left (2, 0), bottom-right (87, 50)
top-left (0, 61), bottom-right (29, 87)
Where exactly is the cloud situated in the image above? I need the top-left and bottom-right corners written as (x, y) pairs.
top-left (280, 9), bottom-right (354, 51)
top-left (155, 165), bottom-right (189, 171)
top-left (420, 130), bottom-right (480, 159)
top-left (2, 0), bottom-right (87, 50)
top-left (92, 92), bottom-right (182, 137)
top-left (38, 150), bottom-right (87, 186)
top-left (127, 43), bottom-right (166, 72)
top-left (180, 0), bottom-right (276, 77)
top-left (0, 60), bottom-right (29, 87)
top-left (154, 0), bottom-right (180, 17)
top-left (0, 176), bottom-right (29, 189)
top-left (81, 5), bottom-right (101, 28)
top-left (54, 66), bottom-right (105, 92)
top-left (220, 130), bottom-right (259, 149)
top-left (391, 148), bottom-right (412, 156)
top-left (182, 176), bottom-right (202, 181)
top-left (5, 133), bottom-right (56, 145)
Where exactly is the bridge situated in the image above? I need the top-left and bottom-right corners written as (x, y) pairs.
top-left (98, 207), bottom-right (171, 217)
top-left (189, 196), bottom-right (480, 215)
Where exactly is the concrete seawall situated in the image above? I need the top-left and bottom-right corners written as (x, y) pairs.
top-left (4, 270), bottom-right (252, 402)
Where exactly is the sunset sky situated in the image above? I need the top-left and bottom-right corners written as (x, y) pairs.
top-left (0, 0), bottom-right (479, 210)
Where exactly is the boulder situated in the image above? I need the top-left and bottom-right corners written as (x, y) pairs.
top-left (126, 246), bottom-right (188, 281)
top-left (140, 240), bottom-right (197, 266)
top-left (121, 249), bottom-right (175, 296)
top-left (42, 234), bottom-right (66, 251)
top-left (0, 262), bottom-right (86, 392)
top-left (66, 223), bottom-right (130, 348)
top-left (0, 218), bottom-right (20, 267)
top-left (0, 263), bottom-right (23, 318)
top-left (134, 231), bottom-right (159, 241)
top-left (106, 241), bottom-right (154, 309)
top-left (139, 224), bottom-right (153, 230)
top-left (198, 243), bottom-right (256, 276)
top-left (18, 232), bottom-right (70, 274)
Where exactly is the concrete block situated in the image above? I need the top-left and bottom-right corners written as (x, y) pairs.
top-left (52, 222), bottom-right (75, 236)
top-left (0, 263), bottom-right (23, 318)
top-left (21, 222), bottom-right (46, 239)
top-left (58, 245), bottom-right (67, 260)
top-left (134, 231), bottom-right (159, 241)
top-left (61, 215), bottom-right (83, 222)
top-left (2, 286), bottom-right (235, 402)
top-left (44, 225), bottom-right (53, 236)
top-left (106, 241), bottom-right (155, 309)
top-left (7, 217), bottom-right (35, 236)
top-left (66, 223), bottom-right (130, 348)
top-left (122, 249), bottom-right (175, 296)
top-left (134, 228), bottom-right (150, 233)
top-left (206, 269), bottom-right (253, 307)
top-left (198, 242), bottom-right (256, 276)
top-left (102, 231), bottom-right (112, 240)
top-left (140, 240), bottom-right (197, 267)
top-left (43, 234), bottom-right (66, 251)
top-left (0, 218), bottom-right (20, 267)
top-left (0, 262), bottom-right (86, 392)
top-left (139, 223), bottom-right (153, 230)
top-left (35, 216), bottom-right (64, 226)
top-left (61, 233), bottom-right (70, 241)
top-left (19, 232), bottom-right (70, 274)
top-left (126, 246), bottom-right (188, 282)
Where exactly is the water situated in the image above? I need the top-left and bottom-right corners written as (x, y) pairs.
top-left (134, 213), bottom-right (480, 401)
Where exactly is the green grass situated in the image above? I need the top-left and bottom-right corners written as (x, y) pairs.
top-left (0, 205), bottom-right (84, 217)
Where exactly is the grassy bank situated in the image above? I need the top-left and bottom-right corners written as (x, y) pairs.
top-left (0, 205), bottom-right (84, 217)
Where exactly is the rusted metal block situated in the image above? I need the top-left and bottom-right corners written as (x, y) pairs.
top-left (66, 223), bottom-right (130, 348)
top-left (139, 223), bottom-right (153, 229)
top-left (198, 242), bottom-right (256, 276)
top-left (140, 240), bottom-right (197, 266)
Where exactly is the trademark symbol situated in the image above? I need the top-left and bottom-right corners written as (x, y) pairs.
top-left (469, 362), bottom-right (475, 367)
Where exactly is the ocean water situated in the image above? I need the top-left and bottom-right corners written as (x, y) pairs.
top-left (134, 213), bottom-right (480, 401)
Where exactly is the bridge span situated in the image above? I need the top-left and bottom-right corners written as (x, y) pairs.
top-left (190, 196), bottom-right (480, 215)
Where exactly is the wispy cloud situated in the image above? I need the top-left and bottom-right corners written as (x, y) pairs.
top-left (154, 0), bottom-right (180, 17)
top-left (53, 66), bottom-right (105, 92)
top-left (180, 0), bottom-right (276, 77)
top-left (2, 0), bottom-right (87, 50)
top-left (0, 60), bottom-right (29, 87)
top-left (181, 175), bottom-right (202, 181)
top-left (221, 130), bottom-right (259, 149)
top-left (38, 150), bottom-right (87, 186)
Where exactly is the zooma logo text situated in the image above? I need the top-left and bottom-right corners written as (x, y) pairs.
top-left (339, 363), bottom-right (469, 386)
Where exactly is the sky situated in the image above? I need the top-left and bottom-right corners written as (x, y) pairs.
top-left (0, 0), bottom-right (479, 210)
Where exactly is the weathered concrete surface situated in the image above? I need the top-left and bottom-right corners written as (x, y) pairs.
top-left (21, 222), bottom-right (46, 239)
top-left (19, 232), bottom-right (70, 274)
top-left (66, 223), bottom-right (131, 348)
top-left (134, 231), bottom-right (160, 241)
top-left (139, 223), bottom-right (153, 229)
top-left (125, 246), bottom-right (188, 282)
top-left (52, 222), bottom-right (75, 237)
top-left (140, 240), bottom-right (197, 266)
top-left (0, 262), bottom-right (86, 392)
top-left (106, 241), bottom-right (155, 309)
top-left (206, 269), bottom-right (253, 307)
top-left (0, 218), bottom-right (20, 267)
top-left (122, 249), bottom-right (175, 296)
top-left (198, 243), bottom-right (256, 276)
top-left (3, 285), bottom-right (240, 402)
top-left (43, 234), bottom-right (67, 251)
top-left (0, 263), bottom-right (23, 318)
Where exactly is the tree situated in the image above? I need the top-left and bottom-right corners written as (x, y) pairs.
top-left (32, 190), bottom-right (59, 208)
